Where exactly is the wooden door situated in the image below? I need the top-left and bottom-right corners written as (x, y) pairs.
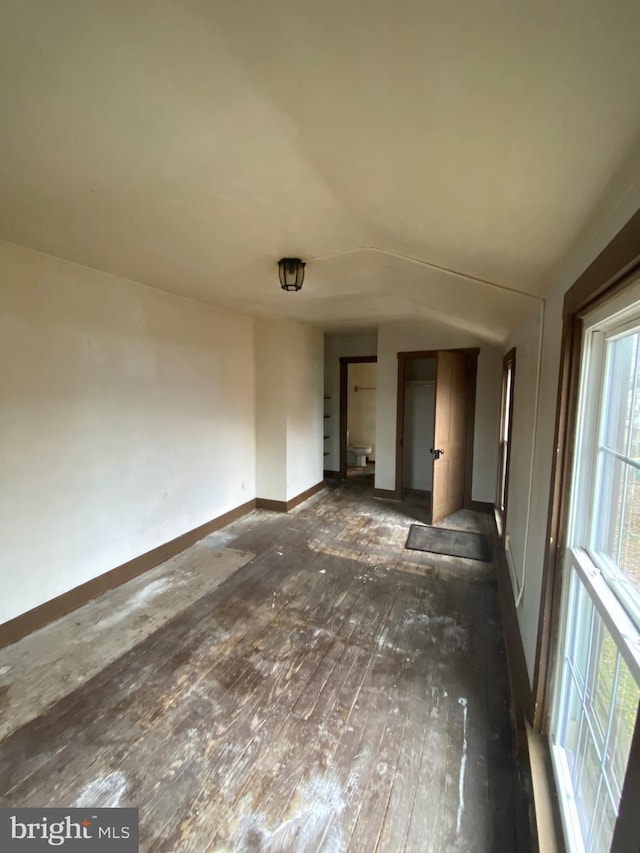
top-left (430, 351), bottom-right (468, 524)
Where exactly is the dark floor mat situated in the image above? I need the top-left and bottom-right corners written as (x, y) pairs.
top-left (406, 524), bottom-right (491, 561)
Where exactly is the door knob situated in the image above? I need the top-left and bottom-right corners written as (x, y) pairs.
top-left (430, 448), bottom-right (445, 460)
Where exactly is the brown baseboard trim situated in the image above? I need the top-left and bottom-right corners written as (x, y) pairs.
top-left (470, 500), bottom-right (495, 514)
top-left (256, 481), bottom-right (326, 513)
top-left (373, 487), bottom-right (400, 500)
top-left (255, 497), bottom-right (288, 511)
top-left (496, 551), bottom-right (553, 853)
top-left (495, 545), bottom-right (534, 759)
top-left (286, 480), bottom-right (325, 510)
top-left (323, 469), bottom-right (341, 479)
top-left (0, 498), bottom-right (257, 650)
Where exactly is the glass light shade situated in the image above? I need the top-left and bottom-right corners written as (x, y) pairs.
top-left (278, 258), bottom-right (305, 291)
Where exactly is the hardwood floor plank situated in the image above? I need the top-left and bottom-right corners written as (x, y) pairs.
top-left (207, 580), bottom-right (403, 851)
top-left (312, 586), bottom-right (420, 850)
top-left (400, 579), bottom-right (479, 851)
top-left (147, 566), bottom-right (363, 850)
top-left (352, 587), bottom-right (435, 853)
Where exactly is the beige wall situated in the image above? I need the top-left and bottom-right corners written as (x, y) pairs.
top-left (256, 317), bottom-right (324, 503)
top-left (375, 320), bottom-right (502, 503)
top-left (0, 240), bottom-right (256, 625)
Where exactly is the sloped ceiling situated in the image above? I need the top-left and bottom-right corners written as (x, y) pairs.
top-left (1, 0), bottom-right (640, 342)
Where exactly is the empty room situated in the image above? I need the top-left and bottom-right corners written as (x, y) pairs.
top-left (1, 2), bottom-right (640, 852)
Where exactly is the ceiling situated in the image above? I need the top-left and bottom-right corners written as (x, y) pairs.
top-left (1, 0), bottom-right (640, 342)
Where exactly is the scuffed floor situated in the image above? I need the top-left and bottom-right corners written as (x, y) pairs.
top-left (0, 481), bottom-right (532, 852)
top-left (0, 541), bottom-right (253, 739)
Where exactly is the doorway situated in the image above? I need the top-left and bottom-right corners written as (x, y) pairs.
top-left (402, 357), bottom-right (436, 505)
top-left (395, 348), bottom-right (479, 524)
top-left (339, 356), bottom-right (377, 480)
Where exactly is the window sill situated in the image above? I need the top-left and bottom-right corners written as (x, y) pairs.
top-left (526, 722), bottom-right (567, 853)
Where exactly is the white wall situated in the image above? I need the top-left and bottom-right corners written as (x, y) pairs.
top-left (285, 322), bottom-right (324, 501)
top-left (323, 333), bottom-right (378, 471)
top-left (256, 317), bottom-right (324, 502)
top-left (347, 362), bottom-right (377, 453)
top-left (255, 320), bottom-right (287, 502)
top-left (375, 320), bottom-right (503, 502)
top-left (0, 240), bottom-right (256, 625)
top-left (501, 301), bottom-right (548, 681)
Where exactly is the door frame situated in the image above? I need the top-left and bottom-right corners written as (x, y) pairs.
top-left (339, 355), bottom-right (378, 478)
top-left (394, 348), bottom-right (479, 503)
top-left (496, 348), bottom-right (517, 543)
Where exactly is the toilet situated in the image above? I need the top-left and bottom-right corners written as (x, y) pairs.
top-left (347, 445), bottom-right (373, 467)
top-left (346, 430), bottom-right (373, 467)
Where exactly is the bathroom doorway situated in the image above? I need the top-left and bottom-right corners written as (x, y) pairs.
top-left (339, 356), bottom-right (377, 480)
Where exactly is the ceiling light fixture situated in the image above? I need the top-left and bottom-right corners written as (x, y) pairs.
top-left (278, 257), bottom-right (305, 292)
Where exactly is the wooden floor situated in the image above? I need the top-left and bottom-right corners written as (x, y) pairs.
top-left (0, 480), bottom-right (533, 852)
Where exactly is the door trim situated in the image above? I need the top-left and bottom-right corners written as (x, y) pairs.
top-left (496, 348), bottom-right (517, 543)
top-left (339, 355), bottom-right (377, 478)
top-left (394, 348), bottom-right (479, 503)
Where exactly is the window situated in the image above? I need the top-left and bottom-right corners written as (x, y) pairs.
top-left (590, 328), bottom-right (640, 628)
top-left (496, 348), bottom-right (516, 539)
top-left (552, 552), bottom-right (639, 852)
top-left (551, 284), bottom-right (640, 853)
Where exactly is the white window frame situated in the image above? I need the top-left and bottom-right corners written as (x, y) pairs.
top-left (566, 275), bottom-right (640, 620)
top-left (552, 549), bottom-right (640, 852)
